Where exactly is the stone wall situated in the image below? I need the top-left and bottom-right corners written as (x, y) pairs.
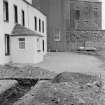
top-left (66, 30), bottom-right (105, 50)
top-left (33, 0), bottom-right (102, 51)
top-left (67, 0), bottom-right (102, 31)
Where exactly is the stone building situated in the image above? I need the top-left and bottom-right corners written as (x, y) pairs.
top-left (33, 0), bottom-right (103, 51)
top-left (0, 0), bottom-right (47, 64)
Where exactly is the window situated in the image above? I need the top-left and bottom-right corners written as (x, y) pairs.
top-left (14, 5), bottom-right (18, 23)
top-left (19, 38), bottom-right (25, 49)
top-left (5, 34), bottom-right (10, 56)
top-left (42, 21), bottom-right (44, 33)
top-left (39, 19), bottom-right (41, 32)
top-left (54, 31), bottom-right (61, 42)
top-left (3, 0), bottom-right (9, 22)
top-left (94, 8), bottom-right (98, 17)
top-left (37, 38), bottom-right (41, 52)
top-left (84, 7), bottom-right (89, 16)
top-left (75, 10), bottom-right (80, 20)
top-left (84, 20), bottom-right (88, 23)
top-left (34, 16), bottom-right (37, 31)
top-left (22, 10), bottom-right (25, 26)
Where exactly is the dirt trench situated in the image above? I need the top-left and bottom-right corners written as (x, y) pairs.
top-left (0, 78), bottom-right (40, 105)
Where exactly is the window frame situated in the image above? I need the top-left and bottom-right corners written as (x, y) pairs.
top-left (34, 16), bottom-right (37, 31)
top-left (14, 5), bottom-right (18, 24)
top-left (37, 38), bottom-right (41, 52)
top-left (42, 21), bottom-right (44, 33)
top-left (94, 8), bottom-right (98, 17)
top-left (54, 31), bottom-right (61, 42)
top-left (39, 19), bottom-right (41, 32)
top-left (22, 10), bottom-right (25, 26)
top-left (42, 40), bottom-right (45, 52)
top-left (5, 34), bottom-right (10, 56)
top-left (3, 0), bottom-right (9, 22)
top-left (75, 10), bottom-right (80, 20)
top-left (18, 38), bottom-right (25, 49)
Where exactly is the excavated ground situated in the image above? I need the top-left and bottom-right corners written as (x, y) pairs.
top-left (0, 78), bottom-right (39, 105)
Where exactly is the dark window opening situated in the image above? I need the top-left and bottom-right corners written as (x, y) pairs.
top-left (94, 8), bottom-right (98, 10)
top-left (43, 40), bottom-right (44, 52)
top-left (39, 19), bottom-right (41, 32)
top-left (5, 34), bottom-right (10, 56)
top-left (75, 10), bottom-right (80, 20)
top-left (84, 20), bottom-right (88, 23)
top-left (42, 21), bottom-right (44, 33)
top-left (14, 5), bottom-right (18, 23)
top-left (94, 11), bottom-right (98, 17)
top-left (37, 38), bottom-right (41, 52)
top-left (3, 0), bottom-right (9, 22)
top-left (84, 7), bottom-right (89, 16)
top-left (22, 10), bottom-right (25, 26)
top-left (19, 38), bottom-right (25, 49)
top-left (34, 17), bottom-right (37, 31)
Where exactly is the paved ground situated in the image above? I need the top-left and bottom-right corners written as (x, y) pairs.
top-left (34, 52), bottom-right (105, 74)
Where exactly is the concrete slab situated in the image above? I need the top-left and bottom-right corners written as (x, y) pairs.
top-left (34, 52), bottom-right (105, 74)
top-left (0, 80), bottom-right (18, 94)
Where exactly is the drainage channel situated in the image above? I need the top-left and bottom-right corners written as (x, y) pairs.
top-left (0, 78), bottom-right (39, 105)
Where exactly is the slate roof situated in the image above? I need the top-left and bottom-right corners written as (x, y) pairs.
top-left (11, 24), bottom-right (43, 37)
top-left (78, 0), bottom-right (101, 2)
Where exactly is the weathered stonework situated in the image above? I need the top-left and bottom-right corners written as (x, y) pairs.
top-left (68, 0), bottom-right (102, 31)
top-left (66, 30), bottom-right (105, 50)
top-left (33, 0), bottom-right (103, 51)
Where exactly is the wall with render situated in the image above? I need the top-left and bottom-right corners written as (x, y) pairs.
top-left (0, 0), bottom-right (47, 64)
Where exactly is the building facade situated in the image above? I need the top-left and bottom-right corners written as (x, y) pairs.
top-left (33, 0), bottom-right (103, 51)
top-left (0, 0), bottom-right (47, 64)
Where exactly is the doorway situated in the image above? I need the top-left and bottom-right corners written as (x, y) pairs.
top-left (43, 40), bottom-right (44, 52)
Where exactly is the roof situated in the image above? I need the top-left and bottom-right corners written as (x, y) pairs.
top-left (23, 0), bottom-right (46, 17)
top-left (78, 0), bottom-right (101, 2)
top-left (11, 24), bottom-right (43, 37)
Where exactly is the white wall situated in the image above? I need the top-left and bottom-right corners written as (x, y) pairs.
top-left (0, 0), bottom-right (47, 64)
top-left (2, 0), bottom-right (47, 35)
top-left (11, 36), bottom-right (43, 64)
top-left (28, 5), bottom-right (47, 36)
top-left (102, 0), bottom-right (105, 29)
top-left (0, 0), bottom-right (10, 64)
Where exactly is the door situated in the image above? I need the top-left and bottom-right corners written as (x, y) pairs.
top-left (43, 40), bottom-right (44, 52)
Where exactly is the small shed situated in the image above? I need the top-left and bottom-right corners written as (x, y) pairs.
top-left (10, 24), bottom-right (44, 64)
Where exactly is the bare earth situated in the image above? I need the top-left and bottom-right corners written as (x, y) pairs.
top-left (0, 52), bottom-right (104, 105)
top-left (35, 52), bottom-right (105, 74)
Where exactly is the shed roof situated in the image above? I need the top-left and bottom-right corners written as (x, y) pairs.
top-left (72, 0), bottom-right (101, 2)
top-left (11, 24), bottom-right (43, 37)
top-left (78, 0), bottom-right (101, 2)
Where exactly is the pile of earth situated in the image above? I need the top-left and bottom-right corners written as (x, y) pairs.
top-left (14, 72), bottom-right (105, 105)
